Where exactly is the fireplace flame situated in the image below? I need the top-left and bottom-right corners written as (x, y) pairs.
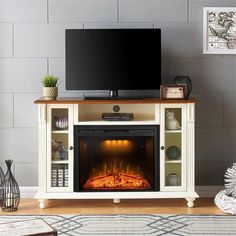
top-left (84, 160), bottom-right (151, 190)
top-left (89, 160), bottom-right (144, 178)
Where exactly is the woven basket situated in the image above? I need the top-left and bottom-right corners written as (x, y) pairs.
top-left (43, 87), bottom-right (58, 100)
top-left (214, 190), bottom-right (236, 215)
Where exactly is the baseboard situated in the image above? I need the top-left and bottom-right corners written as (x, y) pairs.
top-left (20, 186), bottom-right (225, 199)
top-left (20, 187), bottom-right (38, 198)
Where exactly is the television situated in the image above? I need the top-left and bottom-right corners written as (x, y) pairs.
top-left (66, 29), bottom-right (161, 99)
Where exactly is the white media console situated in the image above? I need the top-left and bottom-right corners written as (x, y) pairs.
top-left (34, 98), bottom-right (199, 208)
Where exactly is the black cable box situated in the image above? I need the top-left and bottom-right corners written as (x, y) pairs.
top-left (102, 113), bottom-right (134, 121)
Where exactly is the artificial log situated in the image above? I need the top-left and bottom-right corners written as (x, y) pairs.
top-left (83, 172), bottom-right (151, 190)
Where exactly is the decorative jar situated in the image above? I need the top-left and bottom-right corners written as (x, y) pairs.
top-left (166, 173), bottom-right (180, 186)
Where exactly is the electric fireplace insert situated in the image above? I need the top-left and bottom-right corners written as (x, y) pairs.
top-left (74, 125), bottom-right (160, 192)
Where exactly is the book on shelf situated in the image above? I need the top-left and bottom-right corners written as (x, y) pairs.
top-left (51, 164), bottom-right (69, 187)
top-left (51, 168), bottom-right (57, 187)
top-left (58, 168), bottom-right (64, 187)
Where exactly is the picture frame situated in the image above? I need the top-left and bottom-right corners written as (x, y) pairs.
top-left (203, 7), bottom-right (236, 54)
top-left (160, 85), bottom-right (187, 100)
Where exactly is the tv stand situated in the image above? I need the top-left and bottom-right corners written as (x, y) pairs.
top-left (34, 97), bottom-right (199, 208)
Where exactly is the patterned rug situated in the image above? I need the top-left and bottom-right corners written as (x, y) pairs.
top-left (0, 214), bottom-right (236, 236)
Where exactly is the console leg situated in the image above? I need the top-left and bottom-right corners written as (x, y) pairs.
top-left (39, 199), bottom-right (46, 209)
top-left (113, 199), bottom-right (120, 204)
top-left (186, 198), bottom-right (195, 208)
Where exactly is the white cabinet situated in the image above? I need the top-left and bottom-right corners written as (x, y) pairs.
top-left (46, 104), bottom-right (74, 193)
top-left (35, 99), bottom-right (198, 209)
top-left (160, 104), bottom-right (187, 192)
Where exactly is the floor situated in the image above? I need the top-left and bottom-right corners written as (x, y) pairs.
top-left (0, 198), bottom-right (224, 215)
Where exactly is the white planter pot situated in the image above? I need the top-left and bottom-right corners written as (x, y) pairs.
top-left (43, 87), bottom-right (58, 100)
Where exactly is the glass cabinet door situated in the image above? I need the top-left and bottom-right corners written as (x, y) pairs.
top-left (47, 105), bottom-right (73, 192)
top-left (160, 105), bottom-right (186, 191)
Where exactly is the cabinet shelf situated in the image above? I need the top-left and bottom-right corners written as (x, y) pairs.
top-left (52, 130), bottom-right (68, 134)
top-left (165, 130), bottom-right (182, 133)
top-left (51, 160), bottom-right (69, 164)
top-left (78, 120), bottom-right (157, 125)
top-left (165, 160), bottom-right (182, 164)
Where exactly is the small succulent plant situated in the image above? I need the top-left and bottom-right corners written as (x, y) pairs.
top-left (42, 75), bottom-right (59, 87)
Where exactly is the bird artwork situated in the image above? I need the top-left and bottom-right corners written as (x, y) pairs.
top-left (51, 139), bottom-right (68, 160)
top-left (57, 142), bottom-right (68, 160)
top-left (225, 163), bottom-right (236, 197)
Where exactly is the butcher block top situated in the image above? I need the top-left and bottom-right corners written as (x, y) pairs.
top-left (34, 97), bottom-right (198, 104)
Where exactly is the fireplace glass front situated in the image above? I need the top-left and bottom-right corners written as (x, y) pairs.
top-left (74, 126), bottom-right (159, 192)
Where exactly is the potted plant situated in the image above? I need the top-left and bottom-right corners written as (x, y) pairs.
top-left (42, 75), bottom-right (59, 100)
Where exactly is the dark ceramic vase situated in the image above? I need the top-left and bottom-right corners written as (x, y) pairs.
top-left (173, 76), bottom-right (192, 98)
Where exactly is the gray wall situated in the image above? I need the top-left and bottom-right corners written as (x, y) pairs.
top-left (0, 0), bottom-right (236, 186)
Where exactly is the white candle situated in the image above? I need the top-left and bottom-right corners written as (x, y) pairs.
top-left (6, 193), bottom-right (13, 207)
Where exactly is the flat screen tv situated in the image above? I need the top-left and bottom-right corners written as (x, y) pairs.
top-left (66, 29), bottom-right (161, 98)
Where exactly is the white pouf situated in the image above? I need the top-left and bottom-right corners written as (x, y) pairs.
top-left (215, 190), bottom-right (236, 215)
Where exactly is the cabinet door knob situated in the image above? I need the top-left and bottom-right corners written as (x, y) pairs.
top-left (69, 146), bottom-right (73, 150)
top-left (160, 146), bottom-right (165, 150)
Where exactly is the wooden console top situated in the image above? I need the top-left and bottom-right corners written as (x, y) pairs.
top-left (34, 97), bottom-right (198, 104)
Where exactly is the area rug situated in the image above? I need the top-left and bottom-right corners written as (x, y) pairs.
top-left (0, 214), bottom-right (236, 236)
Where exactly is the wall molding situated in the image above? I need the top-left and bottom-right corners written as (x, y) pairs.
top-left (20, 186), bottom-right (225, 198)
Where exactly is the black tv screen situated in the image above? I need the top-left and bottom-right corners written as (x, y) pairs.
top-left (66, 29), bottom-right (161, 91)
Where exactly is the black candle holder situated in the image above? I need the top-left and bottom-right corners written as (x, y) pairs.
top-left (0, 160), bottom-right (20, 212)
top-left (0, 165), bottom-right (4, 185)
top-left (0, 166), bottom-right (4, 207)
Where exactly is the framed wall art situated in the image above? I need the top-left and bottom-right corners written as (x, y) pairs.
top-left (203, 7), bottom-right (236, 54)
